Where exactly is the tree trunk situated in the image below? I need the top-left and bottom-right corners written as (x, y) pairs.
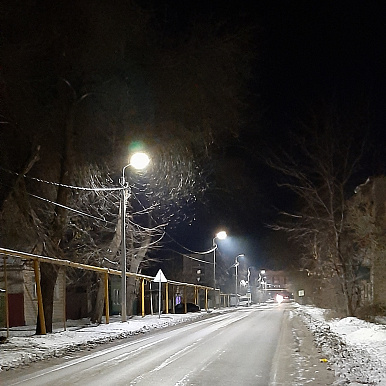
top-left (90, 274), bottom-right (105, 324)
top-left (126, 275), bottom-right (138, 317)
top-left (36, 95), bottom-right (76, 333)
top-left (36, 263), bottom-right (59, 334)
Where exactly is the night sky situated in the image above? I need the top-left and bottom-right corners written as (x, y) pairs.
top-left (152, 1), bottom-right (386, 271)
top-left (1, 1), bottom-right (385, 273)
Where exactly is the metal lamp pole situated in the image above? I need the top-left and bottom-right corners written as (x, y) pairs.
top-left (212, 231), bottom-right (227, 290)
top-left (212, 237), bottom-right (217, 290)
top-left (234, 254), bottom-right (245, 305)
top-left (120, 152), bottom-right (150, 323)
top-left (120, 165), bottom-right (129, 322)
top-left (247, 266), bottom-right (253, 306)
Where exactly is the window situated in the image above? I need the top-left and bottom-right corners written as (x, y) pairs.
top-left (33, 281), bottom-right (60, 300)
top-left (113, 289), bottom-right (120, 305)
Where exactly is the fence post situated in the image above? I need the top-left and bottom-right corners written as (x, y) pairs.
top-left (141, 278), bottom-right (145, 317)
top-left (62, 267), bottom-right (67, 331)
top-left (165, 282), bottom-right (169, 314)
top-left (33, 260), bottom-right (46, 335)
top-left (104, 271), bottom-right (109, 324)
top-left (3, 256), bottom-right (9, 338)
top-left (172, 284), bottom-right (175, 313)
top-left (184, 286), bottom-right (187, 313)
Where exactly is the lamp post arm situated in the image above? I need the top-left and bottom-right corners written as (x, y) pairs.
top-left (121, 164), bottom-right (131, 185)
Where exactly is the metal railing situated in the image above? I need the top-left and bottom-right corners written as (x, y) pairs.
top-left (0, 247), bottom-right (216, 335)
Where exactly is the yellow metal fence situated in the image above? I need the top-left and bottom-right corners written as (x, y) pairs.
top-left (0, 247), bottom-right (222, 335)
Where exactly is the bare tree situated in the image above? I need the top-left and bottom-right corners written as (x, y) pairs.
top-left (267, 112), bottom-right (366, 316)
top-left (1, 0), bottom-right (254, 330)
top-left (60, 141), bottom-right (207, 322)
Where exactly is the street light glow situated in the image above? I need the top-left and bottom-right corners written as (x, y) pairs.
top-left (130, 152), bottom-right (150, 170)
top-left (216, 231), bottom-right (227, 240)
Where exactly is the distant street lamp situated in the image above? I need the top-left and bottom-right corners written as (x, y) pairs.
top-left (247, 266), bottom-right (253, 283)
top-left (212, 231), bottom-right (227, 290)
top-left (247, 267), bottom-right (254, 306)
top-left (234, 254), bottom-right (245, 304)
top-left (121, 152), bottom-right (150, 322)
top-left (260, 269), bottom-right (266, 290)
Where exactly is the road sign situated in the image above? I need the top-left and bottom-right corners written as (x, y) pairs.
top-left (153, 269), bottom-right (167, 283)
top-left (153, 269), bottom-right (167, 319)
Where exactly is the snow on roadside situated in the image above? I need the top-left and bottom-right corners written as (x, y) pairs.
top-left (0, 313), bottom-right (207, 372)
top-left (296, 305), bottom-right (386, 385)
top-left (2, 304), bottom-right (386, 385)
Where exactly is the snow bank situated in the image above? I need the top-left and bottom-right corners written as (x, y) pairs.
top-left (2, 305), bottom-right (386, 385)
top-left (0, 313), bottom-right (206, 372)
top-left (297, 306), bottom-right (386, 385)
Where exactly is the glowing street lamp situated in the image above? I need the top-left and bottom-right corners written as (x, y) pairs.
top-left (247, 267), bottom-right (254, 306)
top-left (234, 254), bottom-right (245, 303)
top-left (129, 152), bottom-right (150, 170)
top-left (121, 152), bottom-right (150, 322)
top-left (212, 231), bottom-right (227, 290)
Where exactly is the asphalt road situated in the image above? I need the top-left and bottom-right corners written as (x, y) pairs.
top-left (2, 305), bottom-right (335, 385)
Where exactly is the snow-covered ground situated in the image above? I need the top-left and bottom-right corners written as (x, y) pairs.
top-left (0, 312), bottom-right (208, 372)
top-left (294, 305), bottom-right (386, 385)
top-left (1, 304), bottom-right (386, 385)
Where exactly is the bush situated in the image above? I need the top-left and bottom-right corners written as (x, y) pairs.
top-left (356, 303), bottom-right (386, 322)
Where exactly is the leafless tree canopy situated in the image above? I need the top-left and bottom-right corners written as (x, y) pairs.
top-left (0, 0), bottom-right (254, 330)
top-left (267, 108), bottom-right (369, 316)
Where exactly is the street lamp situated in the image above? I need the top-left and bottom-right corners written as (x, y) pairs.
top-left (260, 269), bottom-right (266, 290)
top-left (247, 267), bottom-right (253, 283)
top-left (234, 254), bottom-right (245, 304)
top-left (247, 267), bottom-right (254, 306)
top-left (212, 231), bottom-right (227, 290)
top-left (121, 152), bottom-right (150, 322)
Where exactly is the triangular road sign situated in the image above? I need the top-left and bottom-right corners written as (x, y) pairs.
top-left (153, 269), bottom-right (167, 283)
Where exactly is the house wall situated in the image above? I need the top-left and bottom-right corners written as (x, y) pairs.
top-left (0, 259), bottom-right (25, 326)
top-left (23, 264), bottom-right (66, 325)
top-left (371, 177), bottom-right (386, 306)
top-left (354, 176), bottom-right (386, 308)
top-left (183, 254), bottom-right (212, 287)
top-left (259, 270), bottom-right (292, 301)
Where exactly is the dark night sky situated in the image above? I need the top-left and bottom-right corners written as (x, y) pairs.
top-left (2, 1), bottom-right (385, 273)
top-left (152, 1), bottom-right (386, 271)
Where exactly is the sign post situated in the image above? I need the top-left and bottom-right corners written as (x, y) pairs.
top-left (153, 269), bottom-right (167, 318)
top-left (298, 289), bottom-right (305, 305)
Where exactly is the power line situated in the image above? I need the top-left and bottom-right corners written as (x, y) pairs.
top-left (163, 232), bottom-right (215, 255)
top-left (0, 167), bottom-right (122, 191)
top-left (182, 253), bottom-right (212, 265)
top-left (1, 166), bottom-right (214, 256)
top-left (27, 192), bottom-right (116, 225)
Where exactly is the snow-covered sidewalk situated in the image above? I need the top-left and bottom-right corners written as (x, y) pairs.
top-left (295, 305), bottom-right (386, 385)
top-left (0, 312), bottom-right (210, 372)
top-left (1, 304), bottom-right (386, 385)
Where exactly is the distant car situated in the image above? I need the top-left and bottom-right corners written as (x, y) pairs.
top-left (238, 296), bottom-right (251, 306)
top-left (275, 291), bottom-right (294, 303)
top-left (174, 303), bottom-right (200, 313)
